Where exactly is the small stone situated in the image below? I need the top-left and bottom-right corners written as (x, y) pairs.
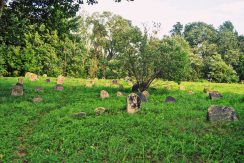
top-left (179, 86), bottom-right (186, 90)
top-left (137, 92), bottom-right (148, 102)
top-left (127, 93), bottom-right (141, 114)
top-left (165, 96), bottom-right (176, 103)
top-left (54, 84), bottom-right (64, 91)
top-left (72, 112), bottom-right (86, 118)
top-left (11, 85), bottom-right (23, 96)
top-left (100, 90), bottom-right (109, 99)
top-left (209, 91), bottom-right (222, 100)
top-left (104, 83), bottom-right (110, 87)
top-left (43, 74), bottom-right (47, 78)
top-left (45, 78), bottom-right (51, 83)
top-left (32, 97), bottom-right (43, 102)
top-left (95, 107), bottom-right (106, 115)
top-left (17, 78), bottom-right (24, 85)
top-left (207, 106), bottom-right (238, 122)
top-left (29, 73), bottom-right (38, 81)
top-left (116, 91), bottom-right (124, 97)
top-left (124, 76), bottom-right (132, 82)
top-left (112, 80), bottom-right (118, 85)
top-left (57, 75), bottom-right (65, 84)
top-left (35, 87), bottom-right (44, 92)
top-left (25, 72), bottom-right (32, 78)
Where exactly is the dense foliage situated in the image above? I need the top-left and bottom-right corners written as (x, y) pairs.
top-left (0, 1), bottom-right (243, 83)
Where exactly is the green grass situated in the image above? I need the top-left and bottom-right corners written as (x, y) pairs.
top-left (0, 77), bottom-right (243, 162)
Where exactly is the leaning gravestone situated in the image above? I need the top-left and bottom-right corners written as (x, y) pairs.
top-left (11, 85), bottom-right (23, 96)
top-left (57, 75), bottom-right (65, 85)
top-left (207, 106), bottom-right (238, 122)
top-left (209, 91), bottom-right (222, 100)
top-left (127, 93), bottom-right (141, 114)
top-left (165, 96), bottom-right (176, 103)
top-left (54, 84), bottom-right (64, 91)
top-left (100, 90), bottom-right (109, 99)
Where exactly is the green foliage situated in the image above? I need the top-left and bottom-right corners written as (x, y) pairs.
top-left (0, 78), bottom-right (243, 162)
top-left (205, 54), bottom-right (238, 83)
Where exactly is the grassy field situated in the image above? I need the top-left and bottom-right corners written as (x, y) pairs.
top-left (0, 77), bottom-right (243, 162)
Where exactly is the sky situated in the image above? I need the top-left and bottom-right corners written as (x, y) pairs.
top-left (79, 0), bottom-right (244, 37)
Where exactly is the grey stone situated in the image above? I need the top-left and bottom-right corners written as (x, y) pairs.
top-left (165, 96), bottom-right (176, 103)
top-left (72, 112), bottom-right (86, 118)
top-left (100, 90), bottom-right (109, 99)
top-left (207, 106), bottom-right (238, 122)
top-left (11, 85), bottom-right (23, 96)
top-left (35, 87), bottom-right (44, 92)
top-left (209, 91), bottom-right (222, 100)
top-left (54, 84), bottom-right (64, 91)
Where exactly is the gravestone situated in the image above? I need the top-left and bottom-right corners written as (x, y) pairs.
top-left (45, 78), bottom-right (51, 83)
top-left (95, 107), bottom-right (106, 115)
top-left (11, 85), bottom-right (23, 96)
top-left (25, 72), bottom-right (32, 78)
top-left (165, 96), bottom-right (176, 103)
top-left (207, 106), bottom-right (238, 122)
top-left (29, 73), bottom-right (38, 81)
top-left (116, 91), bottom-right (124, 97)
top-left (35, 87), bottom-right (44, 92)
top-left (57, 75), bottom-right (65, 84)
top-left (188, 91), bottom-right (194, 94)
top-left (112, 80), bottom-right (118, 85)
top-left (54, 84), bottom-right (64, 91)
top-left (32, 97), bottom-right (43, 102)
top-left (209, 91), bottom-right (222, 100)
top-left (127, 93), bottom-right (141, 114)
top-left (86, 83), bottom-right (93, 88)
top-left (179, 86), bottom-right (186, 90)
top-left (100, 90), bottom-right (109, 99)
top-left (43, 74), bottom-right (47, 78)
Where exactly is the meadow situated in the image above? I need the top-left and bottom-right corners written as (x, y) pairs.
top-left (0, 77), bottom-right (243, 162)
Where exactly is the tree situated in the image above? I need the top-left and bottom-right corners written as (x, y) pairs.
top-left (170, 22), bottom-right (183, 36)
top-left (120, 27), bottom-right (191, 92)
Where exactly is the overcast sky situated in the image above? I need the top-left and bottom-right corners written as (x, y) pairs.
top-left (80, 0), bottom-right (244, 37)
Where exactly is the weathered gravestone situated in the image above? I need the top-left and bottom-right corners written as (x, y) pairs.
top-left (142, 90), bottom-right (149, 97)
top-left (209, 91), bottom-right (222, 100)
top-left (54, 84), bottom-right (64, 91)
top-left (29, 73), bottom-right (38, 81)
top-left (100, 90), bottom-right (109, 99)
top-left (165, 96), bottom-right (176, 103)
top-left (43, 74), bottom-right (47, 78)
top-left (35, 87), bottom-right (44, 92)
top-left (11, 85), bottom-right (23, 96)
top-left (32, 97), bottom-right (43, 102)
top-left (95, 107), bottom-right (106, 115)
top-left (116, 91), bottom-right (124, 97)
top-left (25, 72), bottom-right (32, 78)
top-left (207, 106), bottom-right (238, 122)
top-left (57, 75), bottom-right (65, 85)
top-left (188, 91), bottom-right (194, 94)
top-left (127, 93), bottom-right (141, 114)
